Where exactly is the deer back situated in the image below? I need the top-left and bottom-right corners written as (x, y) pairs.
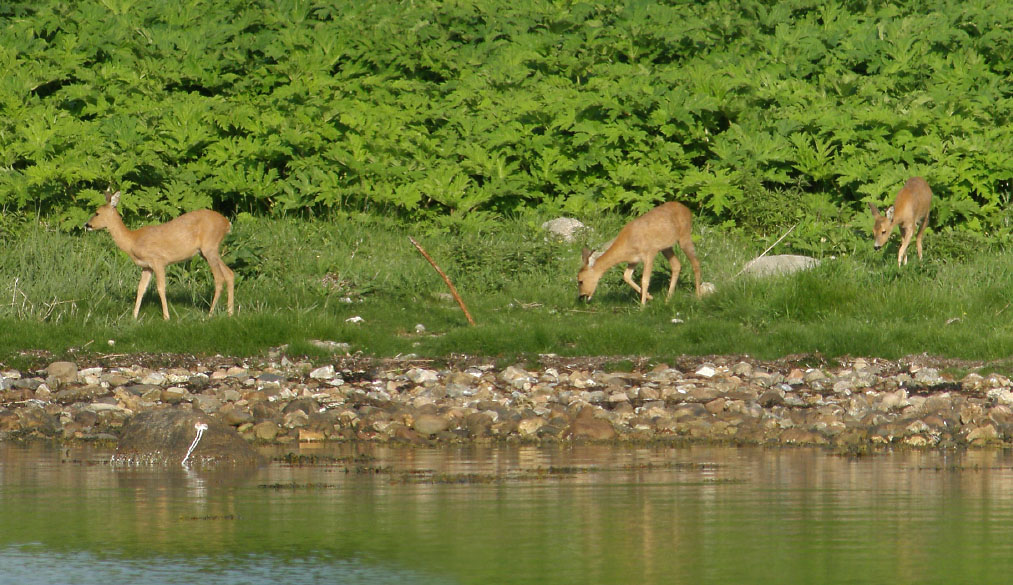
top-left (130, 210), bottom-right (231, 265)
top-left (893, 176), bottom-right (932, 226)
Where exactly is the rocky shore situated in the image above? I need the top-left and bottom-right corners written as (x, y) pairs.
top-left (2, 353), bottom-right (1013, 450)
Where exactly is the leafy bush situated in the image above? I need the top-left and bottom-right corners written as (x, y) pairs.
top-left (1, 0), bottom-right (1010, 251)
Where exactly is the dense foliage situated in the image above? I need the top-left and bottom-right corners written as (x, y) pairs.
top-left (2, 0), bottom-right (1011, 249)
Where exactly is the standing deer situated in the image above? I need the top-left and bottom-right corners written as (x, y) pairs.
top-left (85, 190), bottom-right (235, 320)
top-left (577, 201), bottom-right (702, 306)
top-left (868, 176), bottom-right (933, 266)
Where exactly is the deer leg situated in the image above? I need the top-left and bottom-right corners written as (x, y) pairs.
top-left (153, 265), bottom-right (170, 320)
top-left (915, 212), bottom-right (929, 261)
top-left (639, 256), bottom-right (655, 306)
top-left (661, 248), bottom-right (681, 301)
top-left (207, 248), bottom-right (235, 314)
top-left (680, 238), bottom-right (703, 298)
top-left (622, 263), bottom-right (642, 294)
top-left (202, 250), bottom-right (224, 315)
top-left (133, 269), bottom-right (153, 319)
top-left (222, 261), bottom-right (234, 316)
top-left (897, 224), bottom-right (914, 266)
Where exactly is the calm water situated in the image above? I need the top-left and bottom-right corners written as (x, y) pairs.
top-left (3, 442), bottom-right (1013, 585)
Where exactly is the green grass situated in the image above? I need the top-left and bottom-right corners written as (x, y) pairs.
top-left (2, 213), bottom-right (1012, 370)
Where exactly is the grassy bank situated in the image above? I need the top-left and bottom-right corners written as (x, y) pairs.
top-left (1, 213), bottom-right (1011, 369)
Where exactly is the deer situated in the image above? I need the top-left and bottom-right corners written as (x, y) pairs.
top-left (577, 201), bottom-right (702, 306)
top-left (868, 176), bottom-right (933, 267)
top-left (85, 189), bottom-right (235, 320)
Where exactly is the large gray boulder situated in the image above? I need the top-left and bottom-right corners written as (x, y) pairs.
top-left (541, 217), bottom-right (588, 242)
top-left (114, 408), bottom-right (261, 467)
top-left (740, 255), bottom-right (820, 277)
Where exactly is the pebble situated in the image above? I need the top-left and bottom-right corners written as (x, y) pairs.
top-left (0, 356), bottom-right (1009, 449)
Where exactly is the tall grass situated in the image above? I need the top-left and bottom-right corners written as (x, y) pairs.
top-left (1, 213), bottom-right (1011, 369)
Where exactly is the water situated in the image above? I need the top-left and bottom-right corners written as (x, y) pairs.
top-left (3, 443), bottom-right (1013, 585)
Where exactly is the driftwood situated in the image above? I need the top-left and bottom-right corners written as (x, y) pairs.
top-left (409, 236), bottom-right (476, 326)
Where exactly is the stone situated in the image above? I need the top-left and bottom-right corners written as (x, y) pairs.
top-left (194, 394), bottom-right (223, 414)
top-left (406, 368), bottom-right (439, 385)
top-left (140, 372), bottom-right (167, 386)
top-left (500, 366), bottom-right (533, 387)
top-left (780, 428), bottom-right (828, 445)
top-left (518, 417), bottom-right (545, 436)
top-left (45, 361), bottom-right (78, 386)
top-left (162, 387), bottom-right (188, 404)
top-left (732, 362), bottom-right (753, 377)
top-left (967, 424), bottom-right (1000, 446)
top-left (115, 408), bottom-right (261, 466)
top-left (758, 389), bottom-right (786, 408)
top-left (17, 406), bottom-right (60, 436)
top-left (218, 404), bottom-right (254, 426)
top-left (541, 217), bottom-right (587, 242)
top-left (565, 408), bottom-right (616, 440)
top-left (913, 367), bottom-right (944, 385)
top-left (298, 428), bottom-right (326, 442)
top-left (252, 421), bottom-right (281, 442)
top-left (309, 365), bottom-right (336, 380)
top-left (695, 366), bottom-right (717, 378)
top-left (283, 410), bottom-right (310, 428)
top-left (740, 255), bottom-right (820, 277)
top-left (413, 413), bottom-right (451, 436)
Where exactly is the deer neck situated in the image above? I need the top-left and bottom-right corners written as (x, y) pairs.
top-left (104, 212), bottom-right (138, 253)
top-left (589, 242), bottom-right (626, 277)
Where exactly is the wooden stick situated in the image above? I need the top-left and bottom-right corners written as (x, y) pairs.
top-left (408, 236), bottom-right (476, 326)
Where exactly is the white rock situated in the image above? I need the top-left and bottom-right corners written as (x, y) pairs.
top-left (140, 372), bottom-right (167, 386)
top-left (695, 366), bottom-right (717, 378)
top-left (309, 365), bottom-right (336, 379)
top-left (406, 368), bottom-right (439, 384)
top-left (740, 255), bottom-right (820, 277)
top-left (987, 388), bottom-right (1013, 406)
top-left (541, 217), bottom-right (587, 242)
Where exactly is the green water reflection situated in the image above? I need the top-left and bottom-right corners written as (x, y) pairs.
top-left (3, 443), bottom-right (1013, 584)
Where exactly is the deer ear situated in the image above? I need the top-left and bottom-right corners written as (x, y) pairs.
top-left (581, 247), bottom-right (592, 264)
top-left (867, 202), bottom-right (879, 216)
top-left (885, 206), bottom-right (894, 221)
top-left (110, 191), bottom-right (121, 208)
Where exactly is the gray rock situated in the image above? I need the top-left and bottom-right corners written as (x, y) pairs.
top-left (541, 217), bottom-right (587, 242)
top-left (46, 361), bottom-right (78, 386)
top-left (406, 368), bottom-right (439, 385)
top-left (740, 255), bottom-right (820, 277)
top-left (252, 421), bottom-right (281, 441)
top-left (565, 408), bottom-right (616, 440)
top-left (115, 409), bottom-right (261, 466)
top-left (309, 365), bottom-right (336, 379)
top-left (413, 413), bottom-right (450, 436)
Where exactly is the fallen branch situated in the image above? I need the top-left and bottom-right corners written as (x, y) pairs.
top-left (408, 236), bottom-right (476, 326)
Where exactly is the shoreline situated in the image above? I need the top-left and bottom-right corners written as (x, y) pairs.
top-left (2, 353), bottom-right (1012, 451)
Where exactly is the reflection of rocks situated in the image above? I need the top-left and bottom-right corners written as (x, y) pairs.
top-left (1, 356), bottom-right (1013, 450)
top-left (115, 409), bottom-right (261, 466)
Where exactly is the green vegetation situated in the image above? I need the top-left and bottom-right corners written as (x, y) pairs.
top-left (1, 213), bottom-right (1012, 367)
top-left (2, 0), bottom-right (1012, 251)
top-left (1, 0), bottom-right (1011, 365)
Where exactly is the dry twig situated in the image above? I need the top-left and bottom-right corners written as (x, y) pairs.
top-left (408, 237), bottom-right (476, 326)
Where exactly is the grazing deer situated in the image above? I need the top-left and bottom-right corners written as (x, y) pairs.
top-left (868, 176), bottom-right (933, 266)
top-left (85, 190), bottom-right (235, 320)
top-left (577, 201), bottom-right (702, 306)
